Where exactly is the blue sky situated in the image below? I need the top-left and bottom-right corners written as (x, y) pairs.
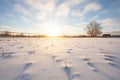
top-left (0, 0), bottom-right (120, 35)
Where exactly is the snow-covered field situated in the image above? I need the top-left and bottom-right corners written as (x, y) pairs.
top-left (0, 38), bottom-right (120, 80)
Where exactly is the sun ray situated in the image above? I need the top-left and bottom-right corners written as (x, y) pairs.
top-left (47, 22), bottom-right (61, 37)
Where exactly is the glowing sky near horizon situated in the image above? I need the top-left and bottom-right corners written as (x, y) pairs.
top-left (0, 0), bottom-right (120, 35)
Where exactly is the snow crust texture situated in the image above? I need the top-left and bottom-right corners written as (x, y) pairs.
top-left (0, 38), bottom-right (120, 80)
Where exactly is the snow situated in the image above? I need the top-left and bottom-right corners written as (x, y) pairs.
top-left (0, 38), bottom-right (120, 80)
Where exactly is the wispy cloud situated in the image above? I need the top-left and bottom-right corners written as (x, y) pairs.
top-left (99, 18), bottom-right (120, 27)
top-left (63, 0), bottom-right (84, 6)
top-left (55, 3), bottom-right (70, 17)
top-left (82, 3), bottom-right (101, 14)
top-left (61, 24), bottom-right (86, 35)
top-left (0, 0), bottom-right (120, 34)
top-left (0, 25), bottom-right (21, 31)
top-left (20, 16), bottom-right (31, 22)
top-left (23, 0), bottom-right (85, 18)
top-left (55, 0), bottom-right (84, 17)
top-left (24, 0), bottom-right (56, 13)
top-left (71, 3), bottom-right (102, 17)
top-left (36, 12), bottom-right (48, 21)
top-left (14, 4), bottom-right (30, 15)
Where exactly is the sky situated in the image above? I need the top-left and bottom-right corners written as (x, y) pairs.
top-left (0, 0), bottom-right (120, 35)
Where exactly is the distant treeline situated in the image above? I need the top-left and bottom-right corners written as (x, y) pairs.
top-left (0, 31), bottom-right (120, 38)
top-left (102, 34), bottom-right (120, 37)
top-left (0, 31), bottom-right (47, 37)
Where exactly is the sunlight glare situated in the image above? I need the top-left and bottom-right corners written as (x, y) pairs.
top-left (47, 26), bottom-right (61, 37)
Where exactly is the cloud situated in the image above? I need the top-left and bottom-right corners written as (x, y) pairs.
top-left (24, 0), bottom-right (55, 13)
top-left (24, 0), bottom-right (85, 18)
top-left (5, 13), bottom-right (15, 17)
top-left (64, 0), bottom-right (84, 6)
top-left (61, 24), bottom-right (85, 35)
top-left (55, 0), bottom-right (84, 17)
top-left (20, 16), bottom-right (31, 22)
top-left (99, 18), bottom-right (120, 27)
top-left (36, 12), bottom-right (48, 21)
top-left (14, 4), bottom-right (30, 15)
top-left (13, 0), bottom-right (102, 34)
top-left (0, 25), bottom-right (20, 31)
top-left (71, 0), bottom-right (84, 5)
top-left (55, 3), bottom-right (70, 17)
top-left (83, 3), bottom-right (101, 14)
top-left (0, 16), bottom-right (5, 21)
top-left (0, 25), bottom-right (14, 29)
top-left (23, 0), bottom-right (57, 22)
top-left (71, 3), bottom-right (102, 17)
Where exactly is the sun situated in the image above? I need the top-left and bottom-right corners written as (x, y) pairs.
top-left (47, 26), bottom-right (61, 37)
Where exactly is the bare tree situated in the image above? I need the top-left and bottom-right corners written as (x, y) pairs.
top-left (85, 21), bottom-right (102, 37)
top-left (4, 31), bottom-right (11, 36)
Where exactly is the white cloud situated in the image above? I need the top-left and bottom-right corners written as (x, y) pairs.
top-left (24, 0), bottom-right (84, 18)
top-left (71, 0), bottom-right (84, 5)
top-left (91, 15), bottom-right (100, 21)
top-left (36, 12), bottom-right (48, 21)
top-left (20, 16), bottom-right (30, 22)
top-left (14, 4), bottom-right (30, 15)
top-left (101, 10), bottom-right (108, 14)
top-left (24, 0), bottom-right (56, 13)
top-left (55, 0), bottom-right (84, 17)
top-left (0, 25), bottom-right (20, 31)
top-left (23, 0), bottom-right (56, 22)
top-left (5, 13), bottom-right (15, 17)
top-left (0, 16), bottom-right (5, 21)
top-left (65, 0), bottom-right (84, 6)
top-left (56, 3), bottom-right (70, 17)
top-left (0, 25), bottom-right (14, 30)
top-left (83, 3), bottom-right (101, 14)
top-left (61, 24), bottom-right (85, 35)
top-left (71, 3), bottom-right (102, 17)
top-left (99, 18), bottom-right (120, 27)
